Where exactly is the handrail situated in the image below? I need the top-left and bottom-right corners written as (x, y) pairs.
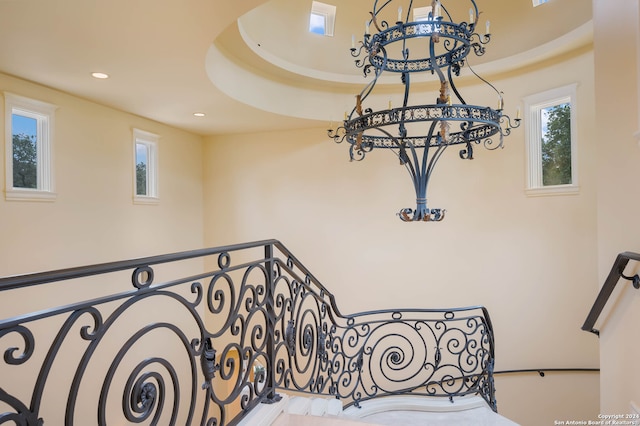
top-left (0, 239), bottom-right (346, 327)
top-left (494, 368), bottom-right (599, 377)
top-left (0, 239), bottom-right (279, 291)
top-left (582, 251), bottom-right (640, 336)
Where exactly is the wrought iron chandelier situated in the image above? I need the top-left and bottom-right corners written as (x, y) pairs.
top-left (329, 0), bottom-right (520, 222)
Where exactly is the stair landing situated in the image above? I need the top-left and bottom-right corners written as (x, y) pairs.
top-left (239, 394), bottom-right (519, 426)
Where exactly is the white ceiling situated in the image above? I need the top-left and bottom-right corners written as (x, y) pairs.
top-left (0, 0), bottom-right (592, 136)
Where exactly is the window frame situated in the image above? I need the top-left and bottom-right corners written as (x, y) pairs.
top-left (413, 6), bottom-right (433, 22)
top-left (532, 0), bottom-right (550, 7)
top-left (523, 84), bottom-right (579, 197)
top-left (132, 128), bottom-right (159, 204)
top-left (309, 1), bottom-right (336, 37)
top-left (4, 92), bottom-right (57, 201)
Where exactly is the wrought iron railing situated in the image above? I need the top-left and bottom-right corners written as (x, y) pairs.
top-left (582, 251), bottom-right (640, 336)
top-left (0, 239), bottom-right (496, 425)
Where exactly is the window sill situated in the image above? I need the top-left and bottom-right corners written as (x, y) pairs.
top-left (525, 185), bottom-right (579, 197)
top-left (5, 189), bottom-right (57, 202)
top-left (133, 196), bottom-right (159, 205)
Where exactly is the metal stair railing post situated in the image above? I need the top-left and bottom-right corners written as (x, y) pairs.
top-left (263, 242), bottom-right (282, 404)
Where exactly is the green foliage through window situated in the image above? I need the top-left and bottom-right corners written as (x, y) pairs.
top-left (12, 133), bottom-right (37, 189)
top-left (136, 161), bottom-right (147, 195)
top-left (541, 103), bottom-right (571, 186)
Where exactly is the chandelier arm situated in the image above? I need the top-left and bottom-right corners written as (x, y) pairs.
top-left (396, 71), bottom-right (411, 141)
top-left (466, 58), bottom-right (503, 108)
top-left (483, 131), bottom-right (504, 151)
top-left (403, 140), bottom-right (423, 196)
top-left (371, 0), bottom-right (393, 31)
top-left (388, 145), bottom-right (418, 180)
top-left (411, 121), bottom-right (439, 200)
top-left (372, 0), bottom-right (394, 17)
top-left (420, 121), bottom-right (439, 178)
top-left (437, 0), bottom-right (450, 21)
top-left (401, 72), bottom-right (411, 108)
top-left (372, 126), bottom-right (420, 184)
top-left (429, 33), bottom-right (447, 85)
top-left (500, 115), bottom-right (521, 135)
top-left (400, 19), bottom-right (409, 54)
top-left (448, 63), bottom-right (466, 105)
top-left (405, 138), bottom-right (429, 220)
top-left (425, 140), bottom-right (448, 184)
top-left (405, 0), bottom-right (414, 22)
top-left (356, 45), bottom-right (389, 114)
top-left (328, 125), bottom-right (347, 145)
top-left (350, 144), bottom-right (362, 161)
top-left (404, 151), bottom-right (420, 188)
top-left (355, 79), bottom-right (375, 116)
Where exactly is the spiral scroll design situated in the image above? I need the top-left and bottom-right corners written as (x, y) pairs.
top-left (1, 325), bottom-right (35, 365)
top-left (122, 363), bottom-right (170, 424)
top-left (0, 240), bottom-right (498, 425)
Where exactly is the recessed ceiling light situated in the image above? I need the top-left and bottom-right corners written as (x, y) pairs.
top-left (193, 112), bottom-right (205, 117)
top-left (91, 72), bottom-right (109, 79)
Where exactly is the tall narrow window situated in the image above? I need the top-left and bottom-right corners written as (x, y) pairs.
top-left (524, 84), bottom-right (578, 196)
top-left (133, 129), bottom-right (159, 203)
top-left (4, 92), bottom-right (56, 201)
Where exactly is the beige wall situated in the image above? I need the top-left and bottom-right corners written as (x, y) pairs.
top-left (593, 0), bottom-right (640, 417)
top-left (0, 73), bottom-right (204, 276)
top-left (0, 71), bottom-right (206, 316)
top-left (203, 49), bottom-right (599, 424)
top-left (0, 73), bottom-right (206, 423)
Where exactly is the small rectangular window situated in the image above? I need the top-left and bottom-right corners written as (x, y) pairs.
top-left (133, 129), bottom-right (159, 204)
top-left (309, 1), bottom-right (336, 37)
top-left (4, 92), bottom-right (57, 201)
top-left (524, 84), bottom-right (578, 196)
top-left (532, 0), bottom-right (550, 6)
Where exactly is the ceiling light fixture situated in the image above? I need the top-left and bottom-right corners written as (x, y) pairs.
top-left (193, 112), bottom-right (206, 117)
top-left (329, 0), bottom-right (520, 222)
top-left (91, 72), bottom-right (109, 79)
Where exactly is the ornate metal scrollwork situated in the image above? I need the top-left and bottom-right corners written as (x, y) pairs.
top-left (201, 338), bottom-right (219, 388)
top-left (317, 330), bottom-right (327, 360)
top-left (0, 387), bottom-right (43, 425)
top-left (0, 240), bottom-right (498, 425)
top-left (285, 320), bottom-right (296, 355)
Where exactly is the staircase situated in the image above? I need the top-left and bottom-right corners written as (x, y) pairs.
top-left (239, 394), bottom-right (519, 425)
